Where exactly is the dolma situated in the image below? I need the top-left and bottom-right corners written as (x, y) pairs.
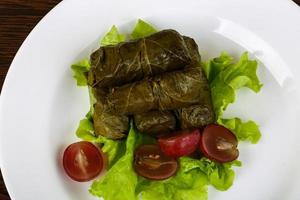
top-left (107, 80), bottom-right (156, 114)
top-left (92, 88), bottom-right (129, 139)
top-left (106, 63), bottom-right (210, 115)
top-left (177, 104), bottom-right (215, 129)
top-left (176, 64), bottom-right (215, 129)
top-left (134, 111), bottom-right (176, 135)
top-left (153, 63), bottom-right (210, 111)
top-left (183, 36), bottom-right (201, 63)
top-left (88, 30), bottom-right (195, 88)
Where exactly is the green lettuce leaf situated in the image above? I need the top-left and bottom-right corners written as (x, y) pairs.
top-left (206, 52), bottom-right (263, 119)
top-left (71, 59), bottom-right (90, 86)
top-left (219, 118), bottom-right (261, 144)
top-left (98, 136), bottom-right (126, 168)
top-left (131, 19), bottom-right (158, 39)
top-left (203, 52), bottom-right (233, 83)
top-left (87, 86), bottom-right (97, 115)
top-left (199, 158), bottom-right (241, 191)
top-left (223, 53), bottom-right (262, 92)
top-left (180, 157), bottom-right (241, 191)
top-left (137, 158), bottom-right (208, 200)
top-left (137, 156), bottom-right (241, 199)
top-left (210, 77), bottom-right (235, 120)
top-left (205, 52), bottom-right (263, 143)
top-left (75, 118), bottom-right (95, 141)
top-left (101, 25), bottom-right (126, 46)
top-left (89, 123), bottom-right (140, 200)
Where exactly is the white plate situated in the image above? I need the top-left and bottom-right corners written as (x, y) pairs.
top-left (1, 0), bottom-right (300, 199)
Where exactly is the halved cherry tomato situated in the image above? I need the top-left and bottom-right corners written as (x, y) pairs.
top-left (134, 145), bottom-right (178, 180)
top-left (199, 124), bottom-right (239, 163)
top-left (63, 141), bottom-right (105, 182)
top-left (158, 129), bottom-right (201, 157)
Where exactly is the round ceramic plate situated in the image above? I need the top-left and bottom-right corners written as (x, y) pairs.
top-left (1, 0), bottom-right (300, 199)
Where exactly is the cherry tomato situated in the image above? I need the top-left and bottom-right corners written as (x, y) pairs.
top-left (158, 129), bottom-right (201, 157)
top-left (63, 141), bottom-right (105, 182)
top-left (134, 145), bottom-right (178, 180)
top-left (199, 124), bottom-right (239, 163)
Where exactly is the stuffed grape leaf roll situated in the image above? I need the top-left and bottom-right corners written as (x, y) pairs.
top-left (93, 103), bottom-right (129, 139)
top-left (134, 111), bottom-right (177, 135)
top-left (153, 63), bottom-right (210, 111)
top-left (88, 30), bottom-right (196, 88)
top-left (92, 88), bottom-right (129, 139)
top-left (183, 36), bottom-right (201, 63)
top-left (177, 104), bottom-right (215, 129)
top-left (176, 64), bottom-right (215, 129)
top-left (106, 62), bottom-right (210, 115)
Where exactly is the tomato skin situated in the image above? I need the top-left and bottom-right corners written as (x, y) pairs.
top-left (134, 145), bottom-right (178, 180)
top-left (158, 129), bottom-right (201, 158)
top-left (63, 141), bottom-right (104, 182)
top-left (199, 124), bottom-right (239, 163)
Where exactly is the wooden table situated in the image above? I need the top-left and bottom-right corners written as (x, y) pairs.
top-left (0, 0), bottom-right (299, 199)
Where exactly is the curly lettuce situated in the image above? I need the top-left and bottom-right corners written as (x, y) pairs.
top-left (137, 158), bottom-right (208, 200)
top-left (219, 118), bottom-right (261, 144)
top-left (90, 123), bottom-right (139, 200)
top-left (131, 19), bottom-right (158, 39)
top-left (71, 59), bottom-right (90, 86)
top-left (185, 157), bottom-right (242, 191)
top-left (100, 25), bottom-right (126, 46)
top-left (204, 52), bottom-right (262, 143)
top-left (205, 52), bottom-right (263, 119)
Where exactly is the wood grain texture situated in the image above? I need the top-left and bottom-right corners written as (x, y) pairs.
top-left (0, 0), bottom-right (61, 91)
top-left (0, 0), bottom-right (299, 199)
top-left (0, 171), bottom-right (10, 200)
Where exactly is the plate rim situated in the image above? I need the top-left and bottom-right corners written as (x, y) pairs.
top-left (1, 0), bottom-right (300, 199)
